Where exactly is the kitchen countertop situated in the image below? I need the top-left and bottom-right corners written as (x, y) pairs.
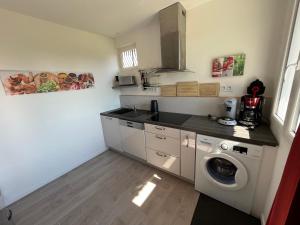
top-left (100, 108), bottom-right (278, 147)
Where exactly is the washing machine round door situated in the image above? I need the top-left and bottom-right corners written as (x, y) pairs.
top-left (200, 153), bottom-right (248, 190)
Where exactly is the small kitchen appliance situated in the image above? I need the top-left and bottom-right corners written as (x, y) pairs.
top-left (239, 79), bottom-right (265, 127)
top-left (150, 100), bottom-right (159, 113)
top-left (218, 98), bottom-right (237, 126)
top-left (118, 76), bottom-right (136, 86)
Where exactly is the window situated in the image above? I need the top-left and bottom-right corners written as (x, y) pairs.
top-left (276, 2), bottom-right (300, 122)
top-left (118, 44), bottom-right (138, 69)
top-left (296, 113), bottom-right (300, 130)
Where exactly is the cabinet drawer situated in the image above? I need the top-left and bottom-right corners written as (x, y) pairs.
top-left (145, 132), bottom-right (180, 156)
top-left (145, 123), bottom-right (180, 139)
top-left (146, 148), bottom-right (180, 175)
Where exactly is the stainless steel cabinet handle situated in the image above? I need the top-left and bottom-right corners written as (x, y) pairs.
top-left (106, 117), bottom-right (113, 120)
top-left (155, 126), bottom-right (165, 131)
top-left (156, 152), bottom-right (168, 157)
top-left (200, 140), bottom-right (211, 145)
top-left (155, 135), bottom-right (166, 140)
top-left (186, 135), bottom-right (189, 147)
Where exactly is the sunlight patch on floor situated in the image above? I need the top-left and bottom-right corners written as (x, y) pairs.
top-left (132, 181), bottom-right (156, 207)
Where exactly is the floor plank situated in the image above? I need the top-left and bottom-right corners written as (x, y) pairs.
top-left (8, 151), bottom-right (199, 225)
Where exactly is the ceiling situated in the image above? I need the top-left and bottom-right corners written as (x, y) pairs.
top-left (0, 0), bottom-right (209, 37)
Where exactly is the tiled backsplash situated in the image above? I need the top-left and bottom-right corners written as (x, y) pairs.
top-left (120, 95), bottom-right (273, 120)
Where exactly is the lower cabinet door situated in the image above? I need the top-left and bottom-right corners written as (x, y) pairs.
top-left (120, 126), bottom-right (146, 160)
top-left (101, 116), bottom-right (123, 152)
top-left (181, 130), bottom-right (196, 181)
top-left (146, 148), bottom-right (180, 175)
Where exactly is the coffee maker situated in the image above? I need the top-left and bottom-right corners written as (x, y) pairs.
top-left (217, 98), bottom-right (238, 126)
top-left (239, 79), bottom-right (265, 127)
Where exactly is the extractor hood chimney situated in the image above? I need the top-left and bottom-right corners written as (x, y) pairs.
top-left (157, 2), bottom-right (188, 73)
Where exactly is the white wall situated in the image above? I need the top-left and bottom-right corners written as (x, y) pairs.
top-left (115, 0), bottom-right (283, 98)
top-left (261, 0), bottom-right (298, 224)
top-left (0, 8), bottom-right (120, 207)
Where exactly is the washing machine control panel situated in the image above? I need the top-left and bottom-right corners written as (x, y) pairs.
top-left (220, 143), bottom-right (229, 150)
top-left (233, 146), bottom-right (248, 154)
top-left (219, 143), bottom-right (248, 155)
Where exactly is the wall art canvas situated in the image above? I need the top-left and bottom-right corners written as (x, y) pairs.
top-left (0, 71), bottom-right (95, 95)
top-left (212, 53), bottom-right (246, 77)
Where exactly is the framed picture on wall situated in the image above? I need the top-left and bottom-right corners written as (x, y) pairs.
top-left (212, 53), bottom-right (246, 77)
top-left (0, 70), bottom-right (95, 96)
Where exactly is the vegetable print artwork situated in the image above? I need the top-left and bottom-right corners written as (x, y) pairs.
top-left (0, 71), bottom-right (95, 95)
top-left (212, 54), bottom-right (246, 77)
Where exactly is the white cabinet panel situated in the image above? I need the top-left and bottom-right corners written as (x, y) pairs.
top-left (146, 148), bottom-right (180, 175)
top-left (181, 130), bottom-right (196, 181)
top-left (145, 132), bottom-right (180, 157)
top-left (101, 116), bottom-right (123, 152)
top-left (145, 123), bottom-right (180, 139)
top-left (120, 123), bottom-right (146, 160)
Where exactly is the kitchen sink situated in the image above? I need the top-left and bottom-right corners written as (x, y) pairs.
top-left (122, 111), bottom-right (144, 118)
top-left (111, 108), bottom-right (133, 115)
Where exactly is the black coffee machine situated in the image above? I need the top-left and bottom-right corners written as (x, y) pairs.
top-left (239, 79), bottom-right (265, 127)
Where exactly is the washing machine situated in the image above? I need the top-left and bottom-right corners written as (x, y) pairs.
top-left (195, 134), bottom-right (263, 214)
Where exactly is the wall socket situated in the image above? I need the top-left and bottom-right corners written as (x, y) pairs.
top-left (221, 85), bottom-right (233, 92)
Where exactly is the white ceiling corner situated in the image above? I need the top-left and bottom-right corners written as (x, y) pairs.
top-left (0, 0), bottom-right (211, 37)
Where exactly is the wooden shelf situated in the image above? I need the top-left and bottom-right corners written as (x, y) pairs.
top-left (112, 84), bottom-right (138, 89)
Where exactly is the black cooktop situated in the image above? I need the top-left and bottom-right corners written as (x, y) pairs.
top-left (148, 112), bottom-right (191, 125)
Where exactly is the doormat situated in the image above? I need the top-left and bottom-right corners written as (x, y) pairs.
top-left (191, 193), bottom-right (260, 225)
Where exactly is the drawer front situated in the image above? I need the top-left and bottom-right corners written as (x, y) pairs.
top-left (145, 132), bottom-right (180, 156)
top-left (145, 123), bottom-right (180, 139)
top-left (146, 148), bottom-right (180, 175)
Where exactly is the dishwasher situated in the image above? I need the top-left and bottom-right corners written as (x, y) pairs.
top-left (119, 120), bottom-right (146, 160)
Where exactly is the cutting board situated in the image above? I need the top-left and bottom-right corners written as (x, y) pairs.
top-left (176, 81), bottom-right (199, 96)
top-left (160, 85), bottom-right (177, 96)
top-left (199, 83), bottom-right (220, 97)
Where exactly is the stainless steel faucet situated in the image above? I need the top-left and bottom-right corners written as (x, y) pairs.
top-left (125, 105), bottom-right (137, 111)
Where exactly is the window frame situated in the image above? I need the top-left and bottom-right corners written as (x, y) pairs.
top-left (273, 0), bottom-right (300, 138)
top-left (288, 68), bottom-right (300, 136)
top-left (274, 0), bottom-right (300, 123)
top-left (118, 44), bottom-right (139, 71)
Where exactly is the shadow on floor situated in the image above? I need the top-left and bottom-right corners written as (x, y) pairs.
top-left (191, 194), bottom-right (261, 225)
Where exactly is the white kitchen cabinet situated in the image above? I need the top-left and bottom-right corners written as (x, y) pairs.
top-left (120, 120), bottom-right (146, 160)
top-left (145, 123), bottom-right (181, 175)
top-left (146, 148), bottom-right (180, 175)
top-left (145, 124), bottom-right (180, 139)
top-left (145, 132), bottom-right (180, 156)
top-left (101, 116), bottom-right (123, 152)
top-left (180, 130), bottom-right (196, 181)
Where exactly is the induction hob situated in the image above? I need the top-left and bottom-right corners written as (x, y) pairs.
top-left (148, 112), bottom-right (191, 125)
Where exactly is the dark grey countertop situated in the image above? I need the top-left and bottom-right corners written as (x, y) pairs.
top-left (100, 108), bottom-right (278, 147)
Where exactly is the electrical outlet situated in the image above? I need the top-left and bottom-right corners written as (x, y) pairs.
top-left (221, 85), bottom-right (233, 92)
top-left (226, 85), bottom-right (232, 92)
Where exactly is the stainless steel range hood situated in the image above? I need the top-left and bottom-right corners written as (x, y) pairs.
top-left (157, 2), bottom-right (189, 73)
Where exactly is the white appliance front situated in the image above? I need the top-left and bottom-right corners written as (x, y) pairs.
top-left (195, 134), bottom-right (262, 214)
top-left (120, 120), bottom-right (146, 160)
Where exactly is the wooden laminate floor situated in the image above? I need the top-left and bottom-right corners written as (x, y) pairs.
top-left (8, 150), bottom-right (199, 225)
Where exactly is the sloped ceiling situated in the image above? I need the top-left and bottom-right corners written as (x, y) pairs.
top-left (0, 0), bottom-right (210, 37)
